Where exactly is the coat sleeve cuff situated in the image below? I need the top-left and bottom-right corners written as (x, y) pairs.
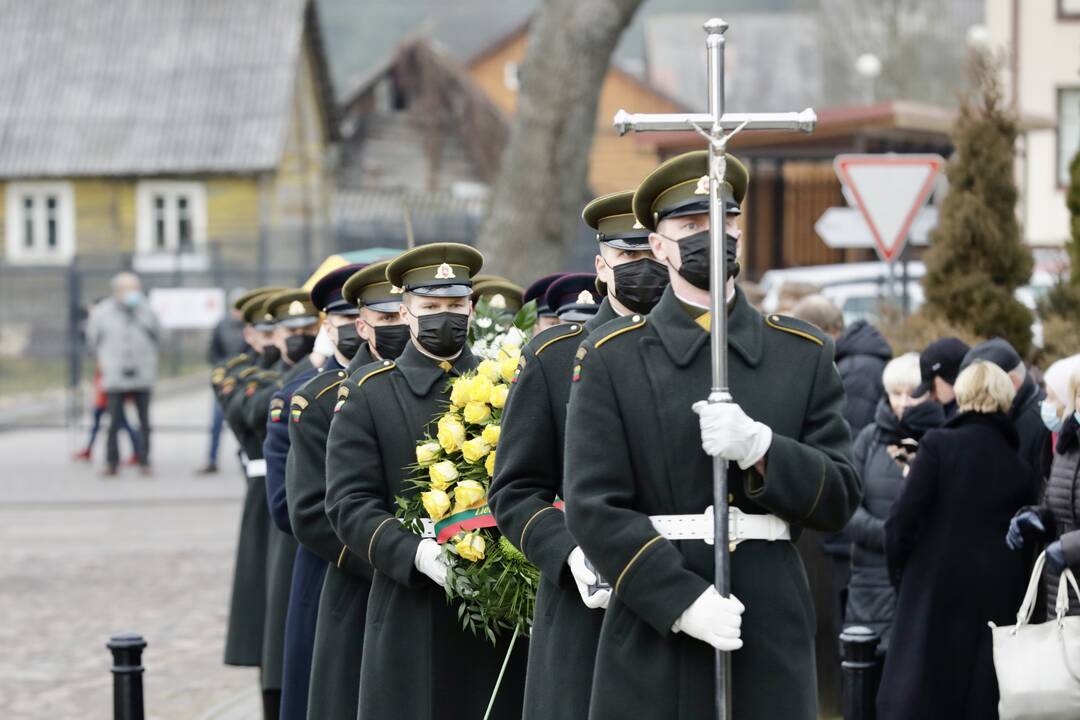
top-left (519, 506), bottom-right (577, 587)
top-left (614, 535), bottom-right (711, 635)
top-left (337, 545), bottom-right (374, 580)
top-left (368, 519), bottom-right (425, 588)
top-left (745, 434), bottom-right (847, 531)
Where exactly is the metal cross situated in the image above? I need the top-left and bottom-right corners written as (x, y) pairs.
top-left (613, 18), bottom-right (816, 720)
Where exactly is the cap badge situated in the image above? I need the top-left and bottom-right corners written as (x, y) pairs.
top-left (390, 285), bottom-right (404, 295)
top-left (288, 300), bottom-right (305, 316)
top-left (576, 290), bottom-right (593, 304)
top-left (694, 175), bottom-right (710, 195)
top-left (632, 219), bottom-right (645, 230)
top-left (490, 293), bottom-right (507, 309)
top-left (435, 263), bottom-right (456, 279)
top-left (263, 313), bottom-right (274, 321)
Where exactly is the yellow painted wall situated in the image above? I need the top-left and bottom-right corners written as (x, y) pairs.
top-left (468, 29), bottom-right (683, 195)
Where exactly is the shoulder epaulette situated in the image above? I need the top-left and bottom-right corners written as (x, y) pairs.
top-left (764, 313), bottom-right (825, 346)
top-left (358, 360), bottom-right (396, 387)
top-left (594, 313), bottom-right (647, 348)
top-left (316, 377), bottom-right (346, 399)
top-left (225, 354), bottom-right (248, 370)
top-left (238, 366), bottom-right (259, 379)
top-left (533, 322), bottom-right (585, 356)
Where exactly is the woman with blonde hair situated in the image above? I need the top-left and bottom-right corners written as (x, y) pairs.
top-left (1008, 360), bottom-right (1080, 619)
top-left (877, 361), bottom-right (1039, 720)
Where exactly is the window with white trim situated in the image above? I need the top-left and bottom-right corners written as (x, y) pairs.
top-left (4, 182), bottom-right (75, 264)
top-left (136, 181), bottom-right (207, 255)
top-left (1059, 88), bottom-right (1080, 187)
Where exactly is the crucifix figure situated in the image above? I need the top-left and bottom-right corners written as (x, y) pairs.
top-left (613, 18), bottom-right (816, 720)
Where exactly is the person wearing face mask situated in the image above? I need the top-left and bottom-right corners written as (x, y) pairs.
top-left (286, 258), bottom-right (407, 720)
top-left (219, 288), bottom-right (281, 689)
top-left (487, 190), bottom-right (657, 720)
top-left (247, 265), bottom-right (366, 720)
top-left (842, 353), bottom-right (943, 657)
top-left (234, 288), bottom-right (320, 720)
top-left (562, 151), bottom-right (860, 720)
top-left (1009, 359), bottom-right (1080, 620)
top-left (85, 271), bottom-right (160, 476)
top-left (325, 243), bottom-right (526, 719)
top-left (523, 273), bottom-right (565, 334)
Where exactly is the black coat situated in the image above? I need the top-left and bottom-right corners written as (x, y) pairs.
top-left (489, 299), bottom-right (617, 720)
top-left (844, 399), bottom-right (943, 652)
top-left (564, 287), bottom-right (860, 720)
top-left (1011, 374), bottom-right (1052, 486)
top-left (325, 344), bottom-right (527, 719)
top-left (835, 320), bottom-right (892, 437)
top-left (879, 412), bottom-right (1037, 720)
top-left (1024, 414), bottom-right (1080, 618)
top-left (287, 347), bottom-right (376, 719)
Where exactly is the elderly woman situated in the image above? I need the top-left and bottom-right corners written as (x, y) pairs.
top-left (1009, 359), bottom-right (1080, 618)
top-left (843, 353), bottom-right (943, 654)
top-left (877, 361), bottom-right (1038, 720)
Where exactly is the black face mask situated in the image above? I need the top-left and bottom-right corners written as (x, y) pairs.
top-left (374, 324), bottom-right (410, 360)
top-left (611, 257), bottom-right (670, 314)
top-left (667, 229), bottom-right (740, 291)
top-left (333, 323), bottom-right (363, 360)
top-left (260, 345), bottom-right (281, 368)
top-left (285, 333), bottom-right (316, 364)
top-left (415, 311), bottom-right (469, 358)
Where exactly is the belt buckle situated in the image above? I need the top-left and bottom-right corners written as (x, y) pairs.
top-left (703, 505), bottom-right (715, 546)
top-left (728, 506), bottom-right (745, 552)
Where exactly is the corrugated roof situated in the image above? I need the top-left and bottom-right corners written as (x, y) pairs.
top-left (0, 0), bottom-right (315, 178)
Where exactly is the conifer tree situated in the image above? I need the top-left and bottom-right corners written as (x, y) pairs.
top-left (923, 48), bottom-right (1034, 356)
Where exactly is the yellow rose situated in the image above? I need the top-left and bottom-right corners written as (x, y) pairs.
top-left (499, 344), bottom-right (521, 361)
top-left (452, 478), bottom-right (486, 511)
top-left (415, 441), bottom-right (441, 467)
top-left (485, 450), bottom-right (496, 477)
top-left (461, 437), bottom-right (491, 464)
top-left (468, 375), bottom-right (494, 403)
top-left (481, 424), bottom-right (501, 445)
top-left (463, 401), bottom-right (491, 424)
top-left (449, 377), bottom-right (470, 408)
top-left (499, 356), bottom-right (519, 383)
top-left (455, 531), bottom-right (486, 562)
top-left (421, 489), bottom-right (451, 521)
top-left (476, 360), bottom-right (500, 383)
top-left (489, 384), bottom-right (509, 409)
top-left (428, 460), bottom-right (459, 490)
top-left (437, 415), bottom-right (466, 453)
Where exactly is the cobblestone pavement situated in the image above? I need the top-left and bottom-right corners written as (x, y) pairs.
top-left (0, 385), bottom-right (262, 719)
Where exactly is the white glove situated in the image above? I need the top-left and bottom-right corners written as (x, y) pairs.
top-left (414, 538), bottom-right (449, 587)
top-left (672, 586), bottom-right (745, 651)
top-left (567, 546), bottom-right (610, 610)
top-left (692, 400), bottom-right (773, 470)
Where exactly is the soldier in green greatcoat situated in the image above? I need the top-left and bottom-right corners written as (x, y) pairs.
top-left (221, 288), bottom-right (282, 676)
top-left (325, 243), bottom-right (527, 719)
top-left (489, 189), bottom-right (670, 720)
top-left (287, 258), bottom-right (410, 720)
top-left (238, 288), bottom-right (318, 719)
top-left (563, 151), bottom-right (861, 720)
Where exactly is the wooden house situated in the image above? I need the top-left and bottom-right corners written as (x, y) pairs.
top-left (0, 0), bottom-right (337, 274)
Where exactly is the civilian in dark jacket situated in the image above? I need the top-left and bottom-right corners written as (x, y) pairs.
top-left (912, 337), bottom-right (969, 419)
top-left (835, 321), bottom-right (894, 435)
top-left (844, 354), bottom-right (943, 653)
top-left (1008, 362), bottom-right (1080, 618)
top-left (878, 361), bottom-right (1038, 720)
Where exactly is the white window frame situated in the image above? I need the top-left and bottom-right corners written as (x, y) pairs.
top-left (4, 181), bottom-right (76, 265)
top-left (135, 180), bottom-right (207, 258)
top-left (1058, 87), bottom-right (1080, 188)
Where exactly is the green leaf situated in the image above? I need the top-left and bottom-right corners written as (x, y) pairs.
top-left (513, 300), bottom-right (538, 331)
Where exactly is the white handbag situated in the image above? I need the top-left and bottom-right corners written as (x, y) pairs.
top-left (991, 550), bottom-right (1080, 720)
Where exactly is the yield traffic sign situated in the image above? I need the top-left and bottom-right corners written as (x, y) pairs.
top-left (833, 154), bottom-right (945, 262)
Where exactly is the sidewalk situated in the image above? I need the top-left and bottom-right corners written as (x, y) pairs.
top-left (0, 384), bottom-right (262, 719)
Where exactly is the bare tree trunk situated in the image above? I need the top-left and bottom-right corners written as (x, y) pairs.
top-left (476, 0), bottom-right (645, 281)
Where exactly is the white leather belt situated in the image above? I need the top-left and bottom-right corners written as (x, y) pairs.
top-left (650, 506), bottom-right (790, 548)
top-left (246, 459), bottom-right (267, 478)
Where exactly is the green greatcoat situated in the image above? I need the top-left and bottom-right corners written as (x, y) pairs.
top-left (287, 345), bottom-right (377, 720)
top-left (325, 343), bottom-right (528, 720)
top-left (243, 357), bottom-right (310, 690)
top-left (564, 286), bottom-right (860, 720)
top-left (488, 299), bottom-right (617, 720)
top-left (221, 355), bottom-right (271, 667)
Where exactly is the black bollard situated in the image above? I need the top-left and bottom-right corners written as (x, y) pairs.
top-left (107, 633), bottom-right (147, 720)
top-left (840, 626), bottom-right (880, 720)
